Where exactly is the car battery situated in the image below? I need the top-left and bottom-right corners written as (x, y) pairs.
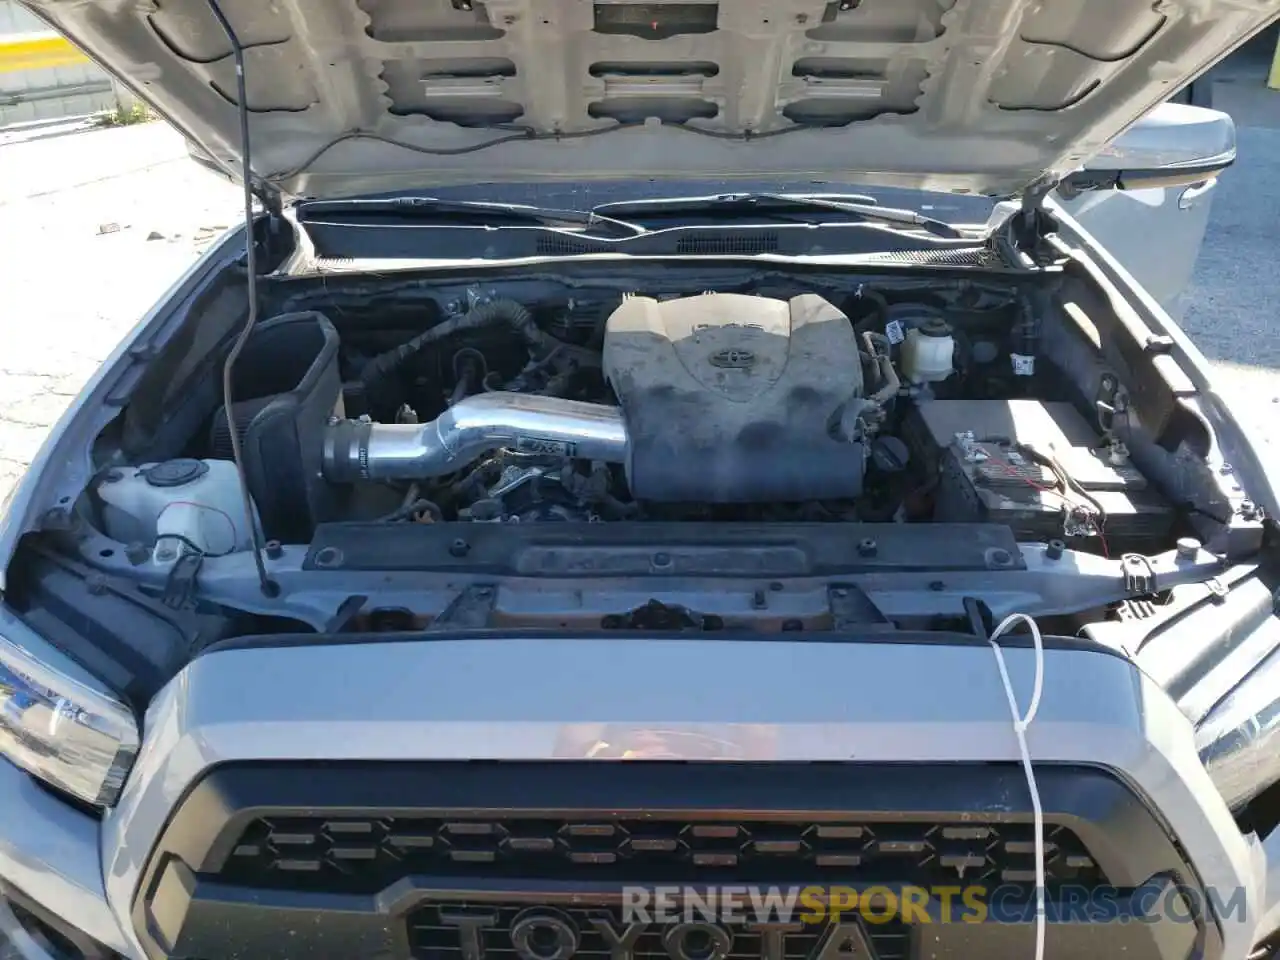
top-left (903, 399), bottom-right (1175, 546)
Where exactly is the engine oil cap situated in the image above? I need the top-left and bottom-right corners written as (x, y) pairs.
top-left (141, 458), bottom-right (209, 488)
top-left (872, 436), bottom-right (911, 472)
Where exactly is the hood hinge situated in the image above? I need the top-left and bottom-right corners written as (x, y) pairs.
top-left (250, 179), bottom-right (289, 261)
top-left (998, 175), bottom-right (1059, 260)
top-left (253, 178), bottom-right (284, 219)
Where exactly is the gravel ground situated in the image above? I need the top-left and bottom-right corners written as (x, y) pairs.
top-left (0, 121), bottom-right (240, 500)
top-left (0, 74), bottom-right (1278, 503)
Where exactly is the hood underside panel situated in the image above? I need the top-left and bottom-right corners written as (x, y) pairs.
top-left (21, 0), bottom-right (1280, 199)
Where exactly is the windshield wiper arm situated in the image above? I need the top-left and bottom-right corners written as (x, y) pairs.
top-left (295, 197), bottom-right (646, 237)
top-left (592, 192), bottom-right (963, 239)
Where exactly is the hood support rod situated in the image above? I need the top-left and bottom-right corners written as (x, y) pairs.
top-left (206, 0), bottom-right (278, 598)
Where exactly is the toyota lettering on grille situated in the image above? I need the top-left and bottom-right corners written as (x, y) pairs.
top-left (438, 909), bottom-right (884, 960)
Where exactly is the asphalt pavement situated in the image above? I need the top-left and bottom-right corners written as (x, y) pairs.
top-left (1177, 43), bottom-right (1280, 398)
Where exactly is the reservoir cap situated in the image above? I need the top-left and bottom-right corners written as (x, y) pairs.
top-left (142, 458), bottom-right (209, 488)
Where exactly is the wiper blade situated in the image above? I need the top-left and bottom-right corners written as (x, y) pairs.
top-left (295, 197), bottom-right (645, 237)
top-left (592, 192), bottom-right (963, 239)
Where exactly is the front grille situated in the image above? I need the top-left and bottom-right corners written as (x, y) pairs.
top-left (220, 814), bottom-right (1103, 894)
top-left (409, 903), bottom-right (912, 960)
top-left (131, 763), bottom-right (1211, 960)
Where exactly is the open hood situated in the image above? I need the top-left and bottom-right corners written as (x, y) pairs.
top-left (20, 0), bottom-right (1280, 202)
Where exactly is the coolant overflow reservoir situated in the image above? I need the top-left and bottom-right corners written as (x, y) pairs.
top-left (901, 317), bottom-right (955, 384)
top-left (97, 458), bottom-right (258, 563)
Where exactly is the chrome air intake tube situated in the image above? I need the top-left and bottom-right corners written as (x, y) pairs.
top-left (323, 392), bottom-right (629, 482)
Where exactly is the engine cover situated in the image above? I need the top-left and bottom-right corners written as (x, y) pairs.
top-left (603, 292), bottom-right (865, 502)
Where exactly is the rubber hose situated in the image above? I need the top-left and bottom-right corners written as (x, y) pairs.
top-left (378, 498), bottom-right (444, 523)
top-left (361, 299), bottom-right (556, 402)
top-left (852, 288), bottom-right (889, 335)
top-left (860, 331), bottom-right (900, 405)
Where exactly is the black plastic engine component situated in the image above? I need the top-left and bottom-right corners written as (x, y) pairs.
top-left (871, 436), bottom-right (910, 473)
top-left (8, 543), bottom-right (224, 705)
top-left (210, 396), bottom-right (276, 459)
top-left (904, 398), bottom-right (1174, 545)
top-left (883, 300), bottom-right (947, 334)
top-left (602, 599), bottom-right (724, 632)
top-left (603, 293), bottom-right (865, 502)
top-left (210, 311), bottom-right (342, 542)
top-left (359, 298), bottom-right (558, 412)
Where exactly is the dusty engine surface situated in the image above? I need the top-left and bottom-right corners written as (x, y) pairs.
top-left (603, 293), bottom-right (866, 502)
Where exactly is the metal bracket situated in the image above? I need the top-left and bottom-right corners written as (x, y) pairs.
top-left (162, 552), bottom-right (203, 610)
top-left (829, 584), bottom-right (893, 630)
top-left (428, 584), bottom-right (497, 630)
top-left (1121, 553), bottom-right (1157, 594)
top-left (322, 594), bottom-right (368, 633)
top-left (1095, 374), bottom-right (1121, 436)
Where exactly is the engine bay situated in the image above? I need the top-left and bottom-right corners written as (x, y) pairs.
top-left (80, 269), bottom-right (1217, 561)
top-left (0, 256), bottom-right (1264, 704)
top-left (7, 256), bottom-right (1280, 864)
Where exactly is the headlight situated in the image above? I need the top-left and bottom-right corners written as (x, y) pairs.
top-left (0, 624), bottom-right (138, 808)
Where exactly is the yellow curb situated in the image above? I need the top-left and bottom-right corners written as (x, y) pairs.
top-left (0, 34), bottom-right (88, 74)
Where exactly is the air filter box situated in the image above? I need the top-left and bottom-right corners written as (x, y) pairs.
top-left (209, 311), bottom-right (341, 541)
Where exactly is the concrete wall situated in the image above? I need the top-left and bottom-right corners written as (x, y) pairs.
top-left (0, 0), bottom-right (114, 127)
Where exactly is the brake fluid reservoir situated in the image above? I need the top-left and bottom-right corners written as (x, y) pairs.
top-left (96, 459), bottom-right (257, 563)
top-left (901, 318), bottom-right (955, 384)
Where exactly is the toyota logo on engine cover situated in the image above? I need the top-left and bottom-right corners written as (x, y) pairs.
top-left (709, 348), bottom-right (755, 369)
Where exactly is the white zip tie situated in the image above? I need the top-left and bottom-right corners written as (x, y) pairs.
top-left (987, 612), bottom-right (1046, 960)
